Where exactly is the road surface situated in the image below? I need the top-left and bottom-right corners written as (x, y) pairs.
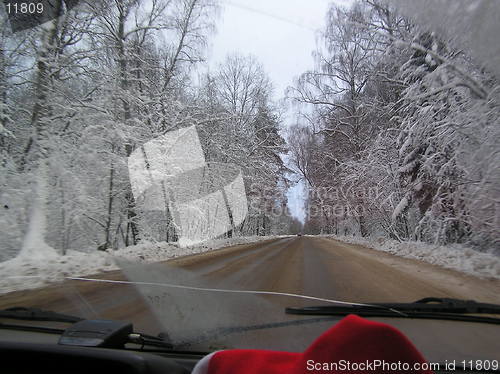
top-left (1, 236), bottom-right (499, 357)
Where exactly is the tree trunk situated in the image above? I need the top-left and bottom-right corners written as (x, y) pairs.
top-left (103, 158), bottom-right (115, 250)
top-left (117, 1), bottom-right (140, 245)
top-left (20, 0), bottom-right (64, 170)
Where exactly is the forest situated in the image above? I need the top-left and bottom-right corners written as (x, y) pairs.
top-left (287, 0), bottom-right (499, 252)
top-left (0, 0), bottom-right (498, 262)
top-left (0, 0), bottom-right (299, 260)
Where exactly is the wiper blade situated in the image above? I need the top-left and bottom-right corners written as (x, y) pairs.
top-left (286, 298), bottom-right (500, 325)
top-left (128, 332), bottom-right (175, 350)
top-left (287, 298), bottom-right (500, 314)
top-left (0, 307), bottom-right (83, 323)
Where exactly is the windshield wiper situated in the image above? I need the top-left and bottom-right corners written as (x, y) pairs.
top-left (286, 298), bottom-right (500, 325)
top-left (0, 307), bottom-right (180, 351)
top-left (0, 307), bottom-right (83, 323)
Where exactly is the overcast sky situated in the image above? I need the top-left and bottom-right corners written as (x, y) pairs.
top-left (205, 0), bottom-right (351, 223)
top-left (207, 0), bottom-right (329, 97)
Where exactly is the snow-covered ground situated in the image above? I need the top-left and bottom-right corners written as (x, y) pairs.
top-left (322, 235), bottom-right (500, 280)
top-left (0, 236), bottom-right (287, 295)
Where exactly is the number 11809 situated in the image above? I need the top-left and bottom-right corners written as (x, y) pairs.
top-left (5, 2), bottom-right (44, 14)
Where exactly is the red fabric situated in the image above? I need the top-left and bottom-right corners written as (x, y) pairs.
top-left (203, 314), bottom-right (432, 374)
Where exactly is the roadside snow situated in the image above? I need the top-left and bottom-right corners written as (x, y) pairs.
top-left (0, 236), bottom-right (286, 295)
top-left (19, 164), bottom-right (59, 260)
top-left (323, 235), bottom-right (500, 279)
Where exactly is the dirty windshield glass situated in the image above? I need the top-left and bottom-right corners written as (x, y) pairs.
top-left (0, 0), bottom-right (499, 356)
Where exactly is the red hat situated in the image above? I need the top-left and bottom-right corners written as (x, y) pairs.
top-left (192, 314), bottom-right (433, 374)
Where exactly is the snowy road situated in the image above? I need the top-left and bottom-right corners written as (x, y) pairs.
top-left (1, 236), bottom-right (499, 355)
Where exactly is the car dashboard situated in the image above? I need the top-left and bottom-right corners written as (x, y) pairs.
top-left (1, 327), bottom-right (202, 374)
top-left (2, 318), bottom-right (500, 374)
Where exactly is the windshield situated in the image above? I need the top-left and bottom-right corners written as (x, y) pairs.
top-left (0, 0), bottom-right (499, 357)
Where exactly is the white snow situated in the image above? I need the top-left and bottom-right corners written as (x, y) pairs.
top-left (0, 236), bottom-right (288, 295)
top-left (19, 164), bottom-right (58, 260)
top-left (392, 196), bottom-right (409, 220)
top-left (323, 235), bottom-right (500, 279)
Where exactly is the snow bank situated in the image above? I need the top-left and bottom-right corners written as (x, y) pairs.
top-left (323, 235), bottom-right (500, 279)
top-left (0, 236), bottom-right (286, 295)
